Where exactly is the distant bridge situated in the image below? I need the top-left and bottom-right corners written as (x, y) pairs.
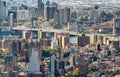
top-left (12, 26), bottom-right (112, 37)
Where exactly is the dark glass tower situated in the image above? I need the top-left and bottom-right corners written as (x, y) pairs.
top-left (37, 0), bottom-right (44, 18)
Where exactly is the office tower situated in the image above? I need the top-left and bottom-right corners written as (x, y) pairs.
top-left (12, 41), bottom-right (20, 52)
top-left (90, 9), bottom-right (99, 23)
top-left (59, 8), bottom-right (64, 25)
top-left (29, 7), bottom-right (37, 18)
top-left (65, 7), bottom-right (70, 24)
top-left (44, 0), bottom-right (57, 20)
top-left (50, 55), bottom-right (56, 75)
top-left (59, 7), bottom-right (71, 25)
top-left (0, 1), bottom-right (7, 19)
top-left (28, 49), bottom-right (40, 73)
top-left (10, 13), bottom-right (14, 30)
top-left (37, 0), bottom-right (44, 18)
top-left (71, 11), bottom-right (77, 23)
top-left (54, 10), bottom-right (59, 24)
top-left (17, 5), bottom-right (30, 22)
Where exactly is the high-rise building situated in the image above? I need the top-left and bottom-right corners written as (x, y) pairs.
top-left (0, 1), bottom-right (8, 19)
top-left (54, 10), bottom-right (59, 24)
top-left (37, 0), bottom-right (44, 18)
top-left (50, 55), bottom-right (56, 75)
top-left (10, 13), bottom-right (14, 30)
top-left (17, 9), bottom-right (30, 22)
top-left (44, 1), bottom-right (57, 21)
top-left (17, 5), bottom-right (30, 22)
top-left (59, 7), bottom-right (71, 25)
top-left (28, 49), bottom-right (40, 73)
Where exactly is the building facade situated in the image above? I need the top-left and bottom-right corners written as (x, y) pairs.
top-left (0, 1), bottom-right (8, 19)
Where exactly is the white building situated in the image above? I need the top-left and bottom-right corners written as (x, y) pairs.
top-left (28, 48), bottom-right (40, 73)
top-left (50, 55), bottom-right (56, 75)
top-left (17, 10), bottom-right (30, 22)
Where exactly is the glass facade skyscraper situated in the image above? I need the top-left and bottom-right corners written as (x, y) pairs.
top-left (0, 0), bottom-right (7, 19)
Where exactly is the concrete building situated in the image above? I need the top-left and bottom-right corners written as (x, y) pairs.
top-left (17, 9), bottom-right (30, 22)
top-left (78, 60), bottom-right (88, 74)
top-left (89, 9), bottom-right (100, 23)
top-left (113, 18), bottom-right (120, 35)
top-left (29, 7), bottom-right (37, 18)
top-left (77, 35), bottom-right (90, 47)
top-left (59, 7), bottom-right (71, 25)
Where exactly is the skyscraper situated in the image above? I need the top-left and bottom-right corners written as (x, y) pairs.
top-left (28, 49), bottom-right (40, 73)
top-left (0, 1), bottom-right (8, 19)
top-left (58, 7), bottom-right (71, 25)
top-left (50, 55), bottom-right (56, 75)
top-left (44, 0), bottom-right (57, 21)
top-left (37, 0), bottom-right (44, 18)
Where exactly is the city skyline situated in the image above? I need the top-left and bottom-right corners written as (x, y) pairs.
top-left (0, 0), bottom-right (120, 77)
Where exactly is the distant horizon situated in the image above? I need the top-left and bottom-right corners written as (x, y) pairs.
top-left (2, 0), bottom-right (120, 8)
